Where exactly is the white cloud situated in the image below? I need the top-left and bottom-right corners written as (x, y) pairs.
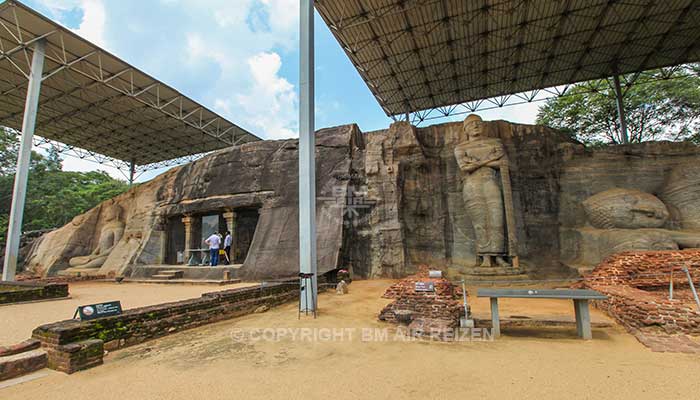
top-left (260, 0), bottom-right (298, 45)
top-left (225, 52), bottom-right (298, 140)
top-left (477, 101), bottom-right (542, 125)
top-left (29, 0), bottom-right (302, 180)
top-left (73, 0), bottom-right (106, 47)
top-left (37, 0), bottom-right (107, 47)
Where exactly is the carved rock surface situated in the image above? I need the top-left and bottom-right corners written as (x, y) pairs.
top-left (26, 125), bottom-right (364, 280)
top-left (661, 164), bottom-right (700, 230)
top-left (582, 188), bottom-right (669, 229)
top-left (23, 119), bottom-right (700, 280)
top-left (559, 141), bottom-right (700, 270)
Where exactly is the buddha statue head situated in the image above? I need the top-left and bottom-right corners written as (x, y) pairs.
top-left (583, 188), bottom-right (669, 229)
top-left (463, 114), bottom-right (486, 140)
top-left (102, 200), bottom-right (122, 222)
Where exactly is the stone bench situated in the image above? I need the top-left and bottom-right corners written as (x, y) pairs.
top-left (477, 288), bottom-right (607, 340)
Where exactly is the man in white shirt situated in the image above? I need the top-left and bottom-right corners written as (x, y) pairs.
top-left (224, 231), bottom-right (233, 264)
top-left (204, 232), bottom-right (221, 266)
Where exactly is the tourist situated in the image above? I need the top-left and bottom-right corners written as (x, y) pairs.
top-left (224, 231), bottom-right (232, 264)
top-left (204, 232), bottom-right (221, 266)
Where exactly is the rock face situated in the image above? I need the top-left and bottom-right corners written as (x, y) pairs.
top-left (559, 142), bottom-right (700, 271)
top-left (582, 188), bottom-right (670, 229)
top-left (25, 125), bottom-right (364, 280)
top-left (23, 119), bottom-right (700, 280)
top-left (353, 119), bottom-right (574, 278)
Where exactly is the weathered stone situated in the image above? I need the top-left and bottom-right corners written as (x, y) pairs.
top-left (0, 349), bottom-right (47, 381)
top-left (379, 265), bottom-right (466, 331)
top-left (583, 188), bottom-right (669, 229)
top-left (0, 282), bottom-right (68, 304)
top-left (64, 200), bottom-right (125, 272)
top-left (455, 114), bottom-right (510, 267)
top-left (26, 125), bottom-right (364, 280)
top-left (335, 280), bottom-right (348, 295)
top-left (254, 305), bottom-right (269, 313)
top-left (21, 118), bottom-right (700, 280)
top-left (583, 249), bottom-right (700, 352)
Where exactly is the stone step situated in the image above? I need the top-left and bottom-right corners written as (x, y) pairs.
top-left (151, 274), bottom-right (178, 280)
top-left (0, 349), bottom-right (47, 381)
top-left (155, 270), bottom-right (184, 279)
top-left (158, 270), bottom-right (185, 275)
top-left (123, 278), bottom-right (242, 286)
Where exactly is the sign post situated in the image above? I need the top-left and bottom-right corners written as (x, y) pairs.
top-left (74, 301), bottom-right (123, 321)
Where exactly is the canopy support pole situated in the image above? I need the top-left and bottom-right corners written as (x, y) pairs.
top-left (3, 39), bottom-right (46, 282)
top-left (612, 74), bottom-right (629, 144)
top-left (128, 159), bottom-right (136, 186)
top-left (299, 0), bottom-right (317, 312)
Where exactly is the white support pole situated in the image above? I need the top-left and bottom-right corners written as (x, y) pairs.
top-left (3, 40), bottom-right (46, 282)
top-left (612, 74), bottom-right (629, 144)
top-left (299, 0), bottom-right (317, 311)
top-left (128, 159), bottom-right (136, 186)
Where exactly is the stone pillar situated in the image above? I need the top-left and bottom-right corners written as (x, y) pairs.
top-left (223, 210), bottom-right (237, 262)
top-left (182, 215), bottom-right (195, 264)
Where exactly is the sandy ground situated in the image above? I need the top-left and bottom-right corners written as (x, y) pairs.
top-left (2, 280), bottom-right (699, 400)
top-left (0, 281), bottom-right (255, 345)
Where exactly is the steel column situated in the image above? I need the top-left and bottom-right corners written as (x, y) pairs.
top-left (299, 0), bottom-right (317, 312)
top-left (128, 158), bottom-right (136, 186)
top-left (612, 75), bottom-right (629, 144)
top-left (3, 39), bottom-right (46, 282)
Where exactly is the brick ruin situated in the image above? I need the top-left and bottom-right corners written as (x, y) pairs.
top-left (584, 250), bottom-right (700, 353)
top-left (31, 281), bottom-right (298, 374)
top-left (379, 266), bottom-right (468, 339)
top-left (0, 281), bottom-right (69, 305)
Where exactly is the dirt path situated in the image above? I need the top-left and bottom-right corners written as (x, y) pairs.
top-left (0, 281), bottom-right (254, 345)
top-left (2, 280), bottom-right (698, 399)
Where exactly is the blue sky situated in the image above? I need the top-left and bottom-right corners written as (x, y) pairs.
top-left (21, 0), bottom-right (541, 181)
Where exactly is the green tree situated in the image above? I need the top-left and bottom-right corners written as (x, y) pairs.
top-left (0, 127), bottom-right (19, 174)
top-left (536, 66), bottom-right (700, 145)
top-left (0, 129), bottom-right (129, 245)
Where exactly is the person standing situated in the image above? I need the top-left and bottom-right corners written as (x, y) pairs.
top-left (204, 232), bottom-right (221, 266)
top-left (224, 231), bottom-right (232, 264)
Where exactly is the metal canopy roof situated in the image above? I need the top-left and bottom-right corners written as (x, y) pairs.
top-left (0, 0), bottom-right (260, 167)
top-left (316, 0), bottom-right (700, 118)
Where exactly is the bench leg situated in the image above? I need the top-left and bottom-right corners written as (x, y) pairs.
top-left (574, 299), bottom-right (592, 340)
top-left (574, 299), bottom-right (582, 337)
top-left (490, 297), bottom-right (500, 338)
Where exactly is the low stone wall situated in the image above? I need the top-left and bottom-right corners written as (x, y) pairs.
top-left (32, 281), bottom-right (297, 374)
top-left (17, 274), bottom-right (106, 283)
top-left (0, 349), bottom-right (47, 381)
top-left (584, 250), bottom-right (700, 336)
top-left (0, 282), bottom-right (69, 305)
top-left (0, 339), bottom-right (41, 357)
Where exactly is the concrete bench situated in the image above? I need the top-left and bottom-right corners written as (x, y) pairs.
top-left (477, 288), bottom-right (608, 340)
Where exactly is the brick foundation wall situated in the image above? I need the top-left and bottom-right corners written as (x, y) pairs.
top-left (584, 250), bottom-right (700, 335)
top-left (586, 250), bottom-right (700, 289)
top-left (0, 350), bottom-right (47, 381)
top-left (32, 281), bottom-right (297, 374)
top-left (45, 340), bottom-right (103, 374)
top-left (0, 339), bottom-right (41, 357)
top-left (0, 282), bottom-right (69, 304)
top-left (379, 266), bottom-right (465, 327)
top-left (17, 275), bottom-right (106, 283)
